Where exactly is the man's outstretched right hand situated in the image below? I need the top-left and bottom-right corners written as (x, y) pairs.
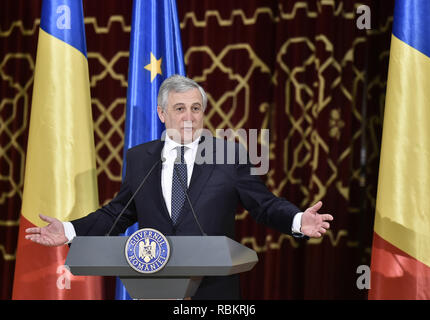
top-left (25, 214), bottom-right (68, 246)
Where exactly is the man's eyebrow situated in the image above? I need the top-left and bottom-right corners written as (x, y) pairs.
top-left (172, 103), bottom-right (185, 107)
top-left (172, 102), bottom-right (202, 107)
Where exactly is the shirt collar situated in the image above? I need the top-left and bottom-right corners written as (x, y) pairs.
top-left (164, 134), bottom-right (200, 153)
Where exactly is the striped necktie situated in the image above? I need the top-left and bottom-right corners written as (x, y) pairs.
top-left (171, 146), bottom-right (187, 225)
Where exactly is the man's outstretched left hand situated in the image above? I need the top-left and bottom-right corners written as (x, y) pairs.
top-left (301, 201), bottom-right (333, 238)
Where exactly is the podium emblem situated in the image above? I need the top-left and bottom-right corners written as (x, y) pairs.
top-left (125, 228), bottom-right (170, 274)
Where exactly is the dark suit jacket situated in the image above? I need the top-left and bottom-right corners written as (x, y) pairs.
top-left (71, 137), bottom-right (301, 299)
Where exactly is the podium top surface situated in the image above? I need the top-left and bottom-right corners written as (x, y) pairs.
top-left (65, 235), bottom-right (258, 277)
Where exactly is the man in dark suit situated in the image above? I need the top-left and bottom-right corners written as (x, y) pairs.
top-left (25, 75), bottom-right (333, 299)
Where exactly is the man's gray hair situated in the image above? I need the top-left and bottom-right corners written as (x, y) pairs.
top-left (157, 74), bottom-right (207, 111)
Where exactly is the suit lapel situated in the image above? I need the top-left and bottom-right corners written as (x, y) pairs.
top-left (187, 160), bottom-right (215, 204)
top-left (143, 140), bottom-right (171, 223)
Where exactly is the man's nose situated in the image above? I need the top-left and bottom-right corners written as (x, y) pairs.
top-left (182, 108), bottom-right (193, 121)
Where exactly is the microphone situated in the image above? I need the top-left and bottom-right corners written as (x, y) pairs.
top-left (173, 155), bottom-right (207, 236)
top-left (105, 157), bottom-right (164, 236)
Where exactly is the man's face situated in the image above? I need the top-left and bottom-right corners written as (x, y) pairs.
top-left (157, 88), bottom-right (204, 144)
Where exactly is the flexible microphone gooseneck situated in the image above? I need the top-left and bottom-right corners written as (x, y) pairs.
top-left (173, 158), bottom-right (207, 236)
top-left (105, 157), bottom-right (164, 236)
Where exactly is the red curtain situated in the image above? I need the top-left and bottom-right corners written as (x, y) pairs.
top-left (0, 0), bottom-right (393, 299)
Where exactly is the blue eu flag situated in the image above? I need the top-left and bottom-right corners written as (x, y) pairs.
top-left (116, 0), bottom-right (186, 300)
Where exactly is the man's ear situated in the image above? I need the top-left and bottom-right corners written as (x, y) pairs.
top-left (157, 106), bottom-right (165, 123)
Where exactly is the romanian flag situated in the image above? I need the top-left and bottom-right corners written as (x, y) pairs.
top-left (12, 0), bottom-right (104, 299)
top-left (369, 0), bottom-right (430, 299)
top-left (115, 0), bottom-right (185, 299)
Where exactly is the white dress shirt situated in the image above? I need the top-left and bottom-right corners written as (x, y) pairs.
top-left (161, 135), bottom-right (200, 217)
top-left (63, 136), bottom-right (303, 243)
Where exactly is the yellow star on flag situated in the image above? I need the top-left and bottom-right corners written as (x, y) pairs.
top-left (144, 52), bottom-right (162, 82)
